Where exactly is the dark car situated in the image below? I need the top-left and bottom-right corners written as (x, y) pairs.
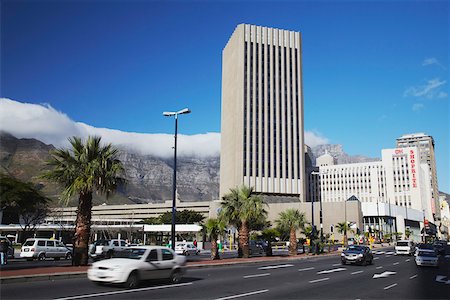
top-left (341, 245), bottom-right (373, 265)
top-left (248, 240), bottom-right (264, 256)
top-left (432, 241), bottom-right (445, 255)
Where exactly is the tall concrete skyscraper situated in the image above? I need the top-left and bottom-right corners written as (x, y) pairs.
top-left (220, 24), bottom-right (305, 201)
top-left (396, 133), bottom-right (440, 219)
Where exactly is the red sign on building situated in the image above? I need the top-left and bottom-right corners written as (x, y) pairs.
top-left (409, 149), bottom-right (417, 188)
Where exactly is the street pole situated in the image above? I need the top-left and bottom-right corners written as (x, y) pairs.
top-left (344, 199), bottom-right (348, 247)
top-left (388, 197), bottom-right (393, 244)
top-left (163, 108), bottom-right (191, 251)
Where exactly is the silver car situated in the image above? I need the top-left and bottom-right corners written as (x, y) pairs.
top-left (88, 246), bottom-right (186, 288)
top-left (415, 249), bottom-right (439, 267)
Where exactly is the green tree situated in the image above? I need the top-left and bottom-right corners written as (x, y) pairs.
top-left (159, 210), bottom-right (205, 224)
top-left (275, 209), bottom-right (307, 256)
top-left (0, 175), bottom-right (49, 241)
top-left (203, 218), bottom-right (225, 260)
top-left (42, 136), bottom-right (125, 266)
top-left (219, 185), bottom-right (267, 258)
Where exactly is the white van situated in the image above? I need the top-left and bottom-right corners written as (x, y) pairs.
top-left (395, 240), bottom-right (415, 255)
top-left (20, 238), bottom-right (72, 261)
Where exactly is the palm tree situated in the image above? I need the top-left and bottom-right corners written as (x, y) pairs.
top-left (220, 185), bottom-right (267, 258)
top-left (336, 222), bottom-right (354, 246)
top-left (42, 136), bottom-right (125, 266)
top-left (203, 218), bottom-right (225, 260)
top-left (275, 209), bottom-right (307, 256)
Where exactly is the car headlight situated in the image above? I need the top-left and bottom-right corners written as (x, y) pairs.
top-left (110, 265), bottom-right (122, 272)
top-left (341, 253), bottom-right (345, 257)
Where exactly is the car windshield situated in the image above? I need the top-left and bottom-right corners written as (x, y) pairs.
top-left (418, 251), bottom-right (437, 257)
top-left (114, 248), bottom-right (147, 260)
top-left (396, 242), bottom-right (409, 246)
top-left (347, 246), bottom-right (364, 252)
top-left (23, 240), bottom-right (35, 246)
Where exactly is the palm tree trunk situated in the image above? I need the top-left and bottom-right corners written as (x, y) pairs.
top-left (211, 238), bottom-right (220, 260)
top-left (289, 228), bottom-right (297, 256)
top-left (240, 221), bottom-right (249, 258)
top-left (73, 191), bottom-right (92, 266)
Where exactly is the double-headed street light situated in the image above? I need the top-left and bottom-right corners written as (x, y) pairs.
top-left (163, 108), bottom-right (191, 250)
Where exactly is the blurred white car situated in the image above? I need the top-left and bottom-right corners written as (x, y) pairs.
top-left (20, 238), bottom-right (72, 261)
top-left (87, 246), bottom-right (186, 288)
top-left (415, 249), bottom-right (439, 267)
top-left (175, 243), bottom-right (200, 256)
top-left (395, 240), bottom-right (415, 255)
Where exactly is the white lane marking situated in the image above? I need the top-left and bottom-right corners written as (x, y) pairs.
top-left (309, 277), bottom-right (330, 283)
top-left (317, 268), bottom-right (346, 274)
top-left (445, 255), bottom-right (450, 259)
top-left (351, 270), bottom-right (364, 275)
top-left (298, 267), bottom-right (315, 271)
top-left (405, 259), bottom-right (410, 262)
top-left (374, 257), bottom-right (380, 260)
top-left (332, 263), bottom-right (342, 266)
top-left (243, 273), bottom-right (270, 279)
top-left (409, 274), bottom-right (418, 279)
top-left (393, 262), bottom-right (399, 265)
top-left (373, 271), bottom-right (397, 279)
top-left (214, 289), bottom-right (269, 300)
top-left (384, 283), bottom-right (398, 290)
top-left (376, 251), bottom-right (385, 255)
top-left (386, 251), bottom-right (395, 255)
top-left (258, 264), bottom-right (293, 270)
top-left (54, 283), bottom-right (193, 300)
top-left (376, 266), bottom-right (383, 269)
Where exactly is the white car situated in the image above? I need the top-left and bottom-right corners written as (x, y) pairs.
top-left (20, 238), bottom-right (72, 261)
top-left (415, 249), bottom-right (439, 267)
top-left (87, 246), bottom-right (186, 288)
top-left (175, 243), bottom-right (200, 256)
top-left (395, 240), bottom-right (415, 255)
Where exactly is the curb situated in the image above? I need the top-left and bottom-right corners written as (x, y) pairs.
top-left (0, 252), bottom-right (341, 284)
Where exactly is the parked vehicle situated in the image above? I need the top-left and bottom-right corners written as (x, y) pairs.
top-left (248, 240), bottom-right (264, 256)
top-left (89, 239), bottom-right (128, 260)
top-left (415, 249), bottom-right (439, 267)
top-left (87, 246), bottom-right (186, 288)
top-left (395, 240), bottom-right (415, 255)
top-left (20, 238), bottom-right (72, 261)
top-left (432, 240), bottom-right (445, 255)
top-left (175, 243), bottom-right (199, 256)
top-left (0, 236), bottom-right (14, 258)
top-left (341, 245), bottom-right (373, 265)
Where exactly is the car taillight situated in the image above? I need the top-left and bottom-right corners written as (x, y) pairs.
top-left (30, 248), bottom-right (35, 252)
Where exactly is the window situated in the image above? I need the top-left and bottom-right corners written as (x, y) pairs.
top-left (38, 241), bottom-right (45, 246)
top-left (146, 249), bottom-right (158, 262)
top-left (162, 249), bottom-right (174, 260)
top-left (46, 241), bottom-right (55, 247)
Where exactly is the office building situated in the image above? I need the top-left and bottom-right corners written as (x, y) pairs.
top-left (396, 133), bottom-right (440, 219)
top-left (220, 24), bottom-right (305, 200)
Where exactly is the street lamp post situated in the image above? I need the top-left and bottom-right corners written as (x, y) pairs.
top-left (163, 108), bottom-right (191, 250)
top-left (311, 171), bottom-right (323, 243)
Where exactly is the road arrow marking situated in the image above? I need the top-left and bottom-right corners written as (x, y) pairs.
top-left (435, 275), bottom-right (450, 284)
top-left (373, 271), bottom-right (397, 279)
top-left (258, 264), bottom-right (293, 270)
top-left (317, 268), bottom-right (346, 274)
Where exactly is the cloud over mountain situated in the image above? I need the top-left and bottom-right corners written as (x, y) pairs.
top-left (0, 98), bottom-right (329, 157)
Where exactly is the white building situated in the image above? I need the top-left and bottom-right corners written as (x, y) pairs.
top-left (314, 146), bottom-right (434, 241)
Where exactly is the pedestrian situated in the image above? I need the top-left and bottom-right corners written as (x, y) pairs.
top-left (193, 239), bottom-right (197, 247)
top-left (0, 239), bottom-right (8, 265)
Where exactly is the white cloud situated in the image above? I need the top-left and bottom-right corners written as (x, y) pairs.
top-left (437, 91), bottom-right (448, 98)
top-left (412, 103), bottom-right (424, 111)
top-left (0, 98), bottom-right (220, 158)
top-left (422, 58), bottom-right (446, 70)
top-left (304, 130), bottom-right (329, 147)
top-left (403, 78), bottom-right (447, 99)
top-left (0, 98), bottom-right (330, 157)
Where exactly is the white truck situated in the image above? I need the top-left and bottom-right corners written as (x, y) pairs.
top-left (89, 239), bottom-right (128, 260)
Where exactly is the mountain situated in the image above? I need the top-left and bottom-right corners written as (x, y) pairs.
top-left (1, 132), bottom-right (379, 206)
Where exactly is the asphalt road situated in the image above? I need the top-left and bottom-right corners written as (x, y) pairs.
top-left (2, 247), bottom-right (449, 299)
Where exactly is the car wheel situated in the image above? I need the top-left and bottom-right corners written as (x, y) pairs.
top-left (170, 269), bottom-right (182, 284)
top-left (38, 253), bottom-right (46, 261)
top-left (185, 251), bottom-right (190, 256)
top-left (196, 250), bottom-right (200, 255)
top-left (65, 252), bottom-right (72, 260)
top-left (341, 260), bottom-right (346, 265)
top-left (106, 250), bottom-right (113, 259)
top-left (124, 271), bottom-right (139, 289)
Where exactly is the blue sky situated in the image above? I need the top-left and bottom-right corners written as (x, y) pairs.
top-left (1, 0), bottom-right (448, 193)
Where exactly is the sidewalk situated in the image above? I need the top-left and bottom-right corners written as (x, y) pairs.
top-left (0, 252), bottom-right (339, 284)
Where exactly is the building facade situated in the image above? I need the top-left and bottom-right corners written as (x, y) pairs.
top-left (396, 133), bottom-right (440, 220)
top-left (220, 24), bottom-right (305, 200)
